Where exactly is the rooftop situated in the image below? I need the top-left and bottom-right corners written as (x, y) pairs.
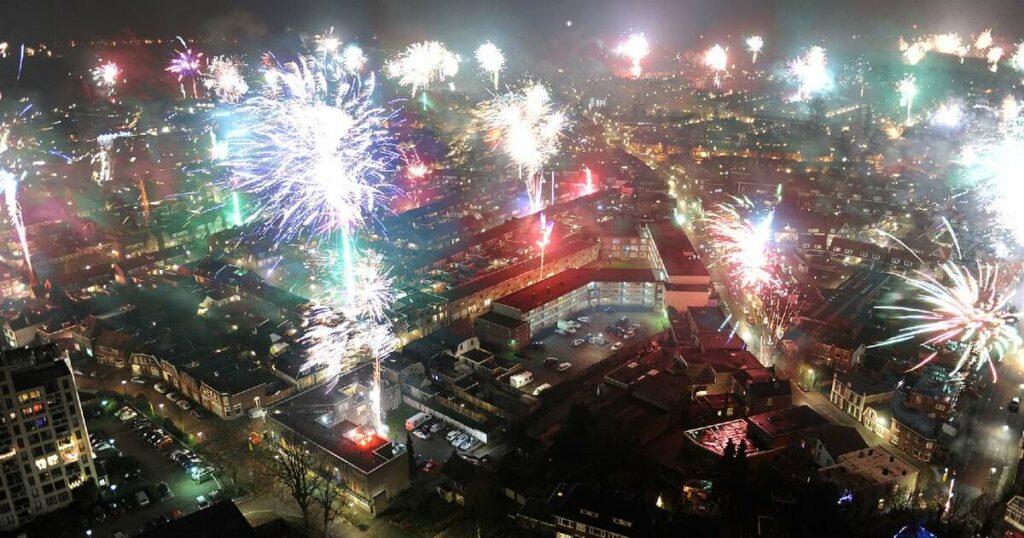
top-left (474, 310), bottom-right (528, 330)
top-left (136, 501), bottom-right (256, 538)
top-left (682, 349), bottom-right (762, 375)
top-left (648, 223), bottom-right (708, 277)
top-left (270, 411), bottom-right (399, 474)
top-left (687, 306), bottom-right (730, 333)
top-left (442, 238), bottom-right (596, 302)
top-left (495, 268), bottom-right (658, 313)
top-left (747, 405), bottom-right (829, 440)
top-left (810, 424), bottom-right (869, 458)
top-left (551, 483), bottom-right (655, 537)
top-left (820, 447), bottom-right (917, 491)
top-left (684, 419), bottom-right (762, 456)
top-left (891, 392), bottom-right (941, 439)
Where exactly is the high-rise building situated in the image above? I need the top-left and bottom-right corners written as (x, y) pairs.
top-left (0, 344), bottom-right (96, 530)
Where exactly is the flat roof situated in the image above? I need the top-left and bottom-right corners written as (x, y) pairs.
top-left (495, 268), bottom-right (657, 312)
top-left (441, 238), bottom-right (595, 302)
top-left (475, 310), bottom-right (528, 330)
top-left (649, 223), bottom-right (708, 277)
top-left (270, 412), bottom-right (398, 474)
top-left (684, 419), bottom-right (762, 456)
top-left (687, 306), bottom-right (730, 333)
top-left (683, 349), bottom-right (761, 373)
top-left (747, 405), bottom-right (829, 439)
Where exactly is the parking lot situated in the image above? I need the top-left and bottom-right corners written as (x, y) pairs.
top-left (512, 307), bottom-right (664, 393)
top-left (84, 410), bottom-right (223, 537)
top-left (384, 404), bottom-right (490, 471)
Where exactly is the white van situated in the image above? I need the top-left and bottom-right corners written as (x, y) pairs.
top-left (509, 371), bottom-right (534, 389)
top-left (405, 412), bottom-right (431, 432)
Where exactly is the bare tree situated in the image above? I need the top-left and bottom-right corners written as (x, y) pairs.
top-left (259, 430), bottom-right (322, 528)
top-left (311, 475), bottom-right (347, 538)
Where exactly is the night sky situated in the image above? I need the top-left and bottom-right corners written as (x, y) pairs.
top-left (4, 0), bottom-right (1024, 54)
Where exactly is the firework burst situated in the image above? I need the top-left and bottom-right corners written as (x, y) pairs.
top-left (931, 102), bottom-right (963, 129)
top-left (754, 289), bottom-right (799, 365)
top-left (91, 61), bottom-right (121, 95)
top-left (987, 46), bottom-right (1004, 72)
top-left (222, 55), bottom-right (396, 244)
top-left (960, 117), bottom-right (1024, 250)
top-left (704, 44), bottom-right (728, 87)
top-left (386, 41), bottom-right (460, 95)
top-left (871, 260), bottom-right (1020, 382)
top-left (703, 197), bottom-right (777, 293)
top-left (204, 56), bottom-right (249, 103)
top-left (341, 45), bottom-right (367, 74)
top-left (975, 29), bottom-right (994, 51)
top-left (0, 170), bottom-right (30, 278)
top-left (478, 83), bottom-right (566, 211)
top-left (166, 37), bottom-right (204, 99)
top-left (475, 42), bottom-right (505, 89)
top-left (787, 46), bottom-right (832, 102)
top-left (897, 75), bottom-right (917, 125)
top-left (299, 305), bottom-right (396, 382)
top-left (746, 35), bottom-right (764, 63)
top-left (615, 34), bottom-right (650, 78)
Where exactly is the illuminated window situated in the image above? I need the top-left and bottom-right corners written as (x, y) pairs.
top-left (34, 458), bottom-right (47, 471)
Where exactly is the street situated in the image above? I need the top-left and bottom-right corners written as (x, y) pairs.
top-left (949, 358), bottom-right (1024, 508)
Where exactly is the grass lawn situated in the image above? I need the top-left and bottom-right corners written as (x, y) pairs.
top-left (384, 402), bottom-right (419, 441)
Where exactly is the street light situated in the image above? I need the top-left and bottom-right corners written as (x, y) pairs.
top-left (120, 379), bottom-right (127, 397)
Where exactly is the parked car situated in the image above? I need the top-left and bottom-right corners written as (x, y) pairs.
top-left (176, 400), bottom-right (192, 411)
top-left (611, 342), bottom-right (623, 352)
top-left (191, 467), bottom-right (215, 484)
top-left (429, 421), bottom-right (445, 434)
top-left (167, 509), bottom-right (184, 520)
top-left (130, 375), bottom-right (146, 384)
top-left (529, 341), bottom-right (546, 349)
top-left (446, 430), bottom-right (462, 442)
top-left (189, 409), bottom-right (206, 419)
top-left (451, 433), bottom-right (468, 446)
top-left (412, 428), bottom-right (431, 440)
top-left (135, 491), bottom-right (150, 507)
top-left (554, 328), bottom-right (568, 336)
top-left (1010, 397), bottom-right (1020, 413)
top-left (544, 357), bottom-right (559, 367)
top-left (115, 407), bottom-right (138, 421)
top-left (577, 316), bottom-right (590, 323)
top-left (165, 392), bottom-right (182, 402)
top-left (195, 495), bottom-right (211, 510)
top-left (153, 383), bottom-right (168, 394)
top-left (157, 482), bottom-right (174, 500)
top-left (572, 339), bottom-right (585, 347)
top-left (557, 362), bottom-right (572, 372)
top-left (532, 383), bottom-right (552, 396)
top-left (154, 437), bottom-right (174, 450)
top-left (422, 459), bottom-right (438, 472)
